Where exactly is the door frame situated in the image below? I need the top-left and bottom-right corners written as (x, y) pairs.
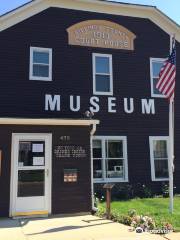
top-left (9, 133), bottom-right (52, 217)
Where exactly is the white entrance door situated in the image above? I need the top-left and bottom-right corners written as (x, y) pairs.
top-left (10, 133), bottom-right (52, 217)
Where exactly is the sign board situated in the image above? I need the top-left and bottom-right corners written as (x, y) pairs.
top-left (32, 143), bottom-right (44, 153)
top-left (33, 157), bottom-right (44, 166)
top-left (67, 20), bottom-right (136, 50)
top-left (103, 183), bottom-right (115, 189)
top-left (54, 145), bottom-right (87, 158)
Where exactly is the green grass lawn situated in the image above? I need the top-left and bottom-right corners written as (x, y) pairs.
top-left (99, 196), bottom-right (180, 231)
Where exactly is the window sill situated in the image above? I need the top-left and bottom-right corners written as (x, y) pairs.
top-left (93, 91), bottom-right (113, 96)
top-left (29, 77), bottom-right (52, 81)
top-left (151, 93), bottom-right (165, 98)
top-left (152, 178), bottom-right (169, 182)
top-left (94, 178), bottom-right (129, 183)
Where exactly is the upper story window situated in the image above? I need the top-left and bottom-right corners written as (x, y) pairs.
top-left (150, 58), bottom-right (166, 98)
top-left (29, 47), bottom-right (52, 81)
top-left (92, 136), bottom-right (128, 183)
top-left (149, 136), bottom-right (169, 181)
top-left (92, 53), bottom-right (113, 95)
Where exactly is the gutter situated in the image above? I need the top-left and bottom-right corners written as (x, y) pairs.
top-left (90, 119), bottom-right (100, 212)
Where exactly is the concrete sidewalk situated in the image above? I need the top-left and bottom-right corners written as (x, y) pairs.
top-left (0, 218), bottom-right (26, 240)
top-left (0, 214), bottom-right (177, 240)
top-left (164, 232), bottom-right (180, 240)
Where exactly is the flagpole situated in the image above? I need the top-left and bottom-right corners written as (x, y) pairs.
top-left (169, 98), bottom-right (174, 213)
top-left (168, 34), bottom-right (175, 214)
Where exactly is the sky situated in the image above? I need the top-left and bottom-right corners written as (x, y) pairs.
top-left (0, 0), bottom-right (179, 25)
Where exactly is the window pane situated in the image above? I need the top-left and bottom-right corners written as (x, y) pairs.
top-left (33, 65), bottom-right (49, 77)
top-left (93, 159), bottom-right (102, 178)
top-left (18, 141), bottom-right (45, 167)
top-left (96, 75), bottom-right (110, 92)
top-left (153, 140), bottom-right (168, 158)
top-left (152, 61), bottom-right (164, 77)
top-left (33, 51), bottom-right (49, 64)
top-left (106, 159), bottom-right (124, 178)
top-left (155, 159), bottom-right (169, 178)
top-left (18, 142), bottom-right (32, 166)
top-left (153, 78), bottom-right (163, 95)
top-left (107, 140), bottom-right (123, 158)
top-left (18, 170), bottom-right (45, 197)
top-left (93, 140), bottom-right (102, 158)
top-left (96, 56), bottom-right (110, 74)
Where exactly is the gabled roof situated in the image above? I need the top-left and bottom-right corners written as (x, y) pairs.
top-left (0, 0), bottom-right (180, 42)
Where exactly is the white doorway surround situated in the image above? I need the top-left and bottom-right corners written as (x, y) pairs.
top-left (10, 133), bottom-right (52, 217)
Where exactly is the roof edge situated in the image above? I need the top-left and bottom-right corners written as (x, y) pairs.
top-left (0, 0), bottom-right (180, 42)
top-left (0, 0), bottom-right (157, 18)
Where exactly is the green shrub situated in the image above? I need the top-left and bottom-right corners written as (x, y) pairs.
top-left (94, 183), bottom-right (154, 201)
top-left (133, 183), bottom-right (153, 198)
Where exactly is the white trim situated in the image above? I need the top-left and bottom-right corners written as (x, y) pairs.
top-left (10, 133), bottom-right (52, 217)
top-left (0, 0), bottom-right (180, 42)
top-left (149, 136), bottom-right (169, 182)
top-left (0, 118), bottom-right (99, 126)
top-left (90, 136), bottom-right (94, 209)
top-left (150, 57), bottom-right (167, 98)
top-left (92, 136), bottom-right (128, 183)
top-left (90, 124), bottom-right (97, 209)
top-left (29, 47), bottom-right (52, 81)
top-left (92, 53), bottom-right (113, 96)
top-left (94, 179), bottom-right (129, 183)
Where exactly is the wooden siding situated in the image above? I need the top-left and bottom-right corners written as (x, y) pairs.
top-left (0, 7), bottom-right (180, 216)
top-left (0, 125), bottom-right (91, 217)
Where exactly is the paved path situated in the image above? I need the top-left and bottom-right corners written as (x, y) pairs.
top-left (0, 214), bottom-right (178, 240)
top-left (0, 218), bottom-right (26, 240)
top-left (164, 232), bottom-right (180, 240)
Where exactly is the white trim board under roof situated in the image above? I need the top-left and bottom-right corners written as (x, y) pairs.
top-left (0, 0), bottom-right (180, 42)
top-left (0, 118), bottom-right (100, 126)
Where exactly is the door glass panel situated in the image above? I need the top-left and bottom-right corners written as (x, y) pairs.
top-left (18, 141), bottom-right (45, 166)
top-left (18, 170), bottom-right (45, 197)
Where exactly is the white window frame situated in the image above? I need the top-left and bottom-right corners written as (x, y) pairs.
top-left (150, 58), bottom-right (166, 98)
top-left (149, 136), bottom-right (169, 181)
top-left (29, 47), bottom-right (52, 81)
top-left (93, 136), bottom-right (128, 183)
top-left (92, 53), bottom-right (113, 95)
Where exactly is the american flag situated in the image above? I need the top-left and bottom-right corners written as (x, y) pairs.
top-left (156, 39), bottom-right (176, 102)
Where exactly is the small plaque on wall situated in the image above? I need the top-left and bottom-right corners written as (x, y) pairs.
top-left (64, 169), bottom-right (78, 182)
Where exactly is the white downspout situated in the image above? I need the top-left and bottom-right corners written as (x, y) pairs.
top-left (90, 122), bottom-right (98, 211)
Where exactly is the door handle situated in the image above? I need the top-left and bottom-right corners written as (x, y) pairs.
top-left (46, 169), bottom-right (49, 177)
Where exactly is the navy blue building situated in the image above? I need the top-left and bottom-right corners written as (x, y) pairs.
top-left (0, 0), bottom-right (179, 217)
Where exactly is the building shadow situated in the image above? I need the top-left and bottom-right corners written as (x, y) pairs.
top-left (0, 219), bottom-right (21, 229)
top-left (27, 221), bottom-right (114, 236)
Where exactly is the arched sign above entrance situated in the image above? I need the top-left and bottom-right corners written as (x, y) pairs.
top-left (67, 20), bottom-right (136, 50)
